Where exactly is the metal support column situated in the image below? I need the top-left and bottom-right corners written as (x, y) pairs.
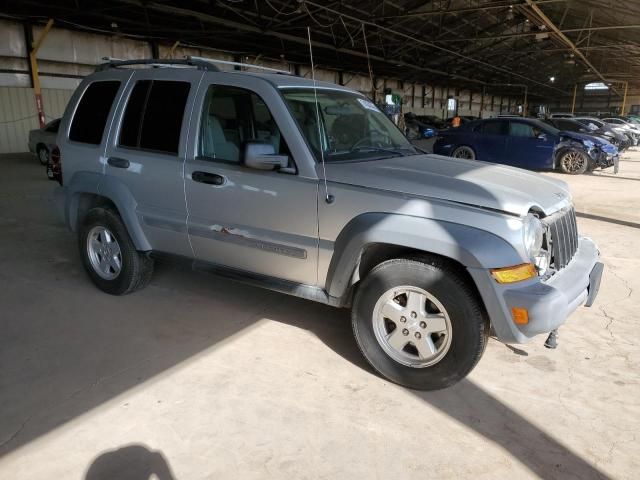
top-left (27, 19), bottom-right (54, 128)
top-left (523, 85), bottom-right (528, 117)
top-left (621, 81), bottom-right (628, 115)
top-left (571, 84), bottom-right (578, 114)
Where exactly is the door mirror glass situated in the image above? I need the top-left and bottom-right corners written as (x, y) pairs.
top-left (244, 142), bottom-right (289, 170)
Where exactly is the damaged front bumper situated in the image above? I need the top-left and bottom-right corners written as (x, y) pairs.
top-left (468, 237), bottom-right (602, 344)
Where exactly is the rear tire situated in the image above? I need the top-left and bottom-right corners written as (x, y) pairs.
top-left (451, 145), bottom-right (476, 160)
top-left (352, 257), bottom-right (489, 390)
top-left (79, 207), bottom-right (154, 295)
top-left (37, 145), bottom-right (49, 165)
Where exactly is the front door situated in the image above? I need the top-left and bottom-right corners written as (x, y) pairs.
top-left (184, 81), bottom-right (319, 285)
top-left (506, 121), bottom-right (555, 169)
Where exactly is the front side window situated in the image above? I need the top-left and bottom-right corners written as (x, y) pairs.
top-left (281, 88), bottom-right (417, 163)
top-left (119, 80), bottom-right (190, 155)
top-left (198, 85), bottom-right (290, 164)
top-left (69, 81), bottom-right (120, 145)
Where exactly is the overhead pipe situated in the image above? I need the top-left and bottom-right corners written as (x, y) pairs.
top-left (27, 18), bottom-right (53, 128)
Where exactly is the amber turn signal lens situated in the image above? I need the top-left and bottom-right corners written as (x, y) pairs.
top-left (491, 263), bottom-right (537, 284)
top-left (511, 307), bottom-right (529, 325)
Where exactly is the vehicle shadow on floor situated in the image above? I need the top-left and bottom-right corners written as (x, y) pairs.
top-left (576, 211), bottom-right (640, 229)
top-left (84, 444), bottom-right (175, 480)
top-left (0, 154), bottom-right (608, 478)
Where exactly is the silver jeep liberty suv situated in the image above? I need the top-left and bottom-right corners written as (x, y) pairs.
top-left (51, 57), bottom-right (603, 390)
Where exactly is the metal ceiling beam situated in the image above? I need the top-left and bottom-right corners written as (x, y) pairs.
top-left (116, 0), bottom-right (487, 85)
top-left (302, 0), bottom-right (569, 94)
top-left (524, 0), bottom-right (621, 95)
top-left (374, 0), bottom-right (566, 20)
top-left (431, 24), bottom-right (640, 42)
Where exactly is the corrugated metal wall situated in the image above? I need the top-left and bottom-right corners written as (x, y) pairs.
top-left (0, 87), bottom-right (72, 154)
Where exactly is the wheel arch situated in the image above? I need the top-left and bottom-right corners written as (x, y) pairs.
top-left (65, 173), bottom-right (151, 251)
top-left (325, 213), bottom-right (522, 303)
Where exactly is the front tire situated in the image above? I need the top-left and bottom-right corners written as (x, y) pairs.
top-left (558, 149), bottom-right (588, 175)
top-left (352, 257), bottom-right (488, 390)
top-left (451, 145), bottom-right (476, 160)
top-left (79, 207), bottom-right (153, 295)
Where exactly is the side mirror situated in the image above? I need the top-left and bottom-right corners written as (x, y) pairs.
top-left (244, 142), bottom-right (288, 171)
top-left (537, 133), bottom-right (547, 140)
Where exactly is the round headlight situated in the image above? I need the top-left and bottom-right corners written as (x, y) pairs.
top-left (523, 214), bottom-right (544, 259)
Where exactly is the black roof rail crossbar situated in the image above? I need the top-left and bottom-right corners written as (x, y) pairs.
top-left (186, 56), bottom-right (293, 75)
top-left (95, 57), bottom-right (220, 72)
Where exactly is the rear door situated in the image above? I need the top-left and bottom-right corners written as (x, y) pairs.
top-left (474, 120), bottom-right (508, 162)
top-left (103, 69), bottom-right (202, 257)
top-left (506, 121), bottom-right (555, 169)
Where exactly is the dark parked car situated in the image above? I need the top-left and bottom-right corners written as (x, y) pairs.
top-left (404, 113), bottom-right (438, 139)
top-left (433, 117), bottom-right (618, 174)
top-left (543, 118), bottom-right (620, 172)
top-left (415, 114), bottom-right (447, 130)
top-left (573, 117), bottom-right (632, 152)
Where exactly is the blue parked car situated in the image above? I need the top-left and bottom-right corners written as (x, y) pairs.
top-left (433, 117), bottom-right (619, 174)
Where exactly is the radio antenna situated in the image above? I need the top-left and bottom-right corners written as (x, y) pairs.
top-left (307, 26), bottom-right (332, 204)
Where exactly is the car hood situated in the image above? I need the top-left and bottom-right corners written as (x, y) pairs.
top-left (323, 154), bottom-right (571, 217)
top-left (558, 130), bottom-right (599, 143)
top-left (559, 130), bottom-right (617, 151)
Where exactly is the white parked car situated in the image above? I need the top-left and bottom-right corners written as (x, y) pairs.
top-left (28, 118), bottom-right (60, 165)
top-left (601, 117), bottom-right (640, 145)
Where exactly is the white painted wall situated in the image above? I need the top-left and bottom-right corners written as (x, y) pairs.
top-left (0, 87), bottom-right (73, 153)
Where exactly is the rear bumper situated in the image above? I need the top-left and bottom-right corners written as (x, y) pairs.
top-left (468, 236), bottom-right (601, 344)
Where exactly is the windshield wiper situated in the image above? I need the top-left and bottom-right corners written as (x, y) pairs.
top-left (350, 146), bottom-right (417, 156)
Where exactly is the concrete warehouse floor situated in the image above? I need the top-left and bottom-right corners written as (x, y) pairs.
top-left (0, 151), bottom-right (638, 480)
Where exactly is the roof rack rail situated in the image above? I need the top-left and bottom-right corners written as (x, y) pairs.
top-left (95, 57), bottom-right (220, 72)
top-left (186, 56), bottom-right (293, 75)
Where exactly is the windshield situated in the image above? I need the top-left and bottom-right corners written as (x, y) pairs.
top-left (281, 88), bottom-right (418, 162)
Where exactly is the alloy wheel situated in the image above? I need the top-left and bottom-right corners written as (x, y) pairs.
top-left (86, 226), bottom-right (123, 280)
top-left (372, 286), bottom-right (452, 368)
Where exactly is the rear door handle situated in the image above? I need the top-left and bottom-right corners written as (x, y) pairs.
top-left (192, 171), bottom-right (226, 186)
top-left (107, 157), bottom-right (130, 169)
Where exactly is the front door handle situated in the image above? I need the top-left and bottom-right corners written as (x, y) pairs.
top-left (192, 171), bottom-right (226, 186)
top-left (107, 157), bottom-right (130, 169)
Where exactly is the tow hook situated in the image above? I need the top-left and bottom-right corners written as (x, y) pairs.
top-left (544, 329), bottom-right (558, 349)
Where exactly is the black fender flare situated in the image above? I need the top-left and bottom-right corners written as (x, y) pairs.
top-left (65, 173), bottom-right (152, 251)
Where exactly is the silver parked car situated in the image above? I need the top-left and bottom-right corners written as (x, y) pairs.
top-left (50, 58), bottom-right (603, 390)
top-left (28, 118), bottom-right (61, 165)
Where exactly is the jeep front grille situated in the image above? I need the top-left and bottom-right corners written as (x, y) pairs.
top-left (544, 206), bottom-right (579, 271)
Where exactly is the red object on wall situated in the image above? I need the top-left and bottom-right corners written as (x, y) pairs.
top-left (35, 93), bottom-right (45, 128)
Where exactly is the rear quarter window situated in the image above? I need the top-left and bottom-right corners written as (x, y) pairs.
top-left (69, 81), bottom-right (120, 145)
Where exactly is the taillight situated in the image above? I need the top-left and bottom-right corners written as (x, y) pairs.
top-left (48, 146), bottom-right (63, 185)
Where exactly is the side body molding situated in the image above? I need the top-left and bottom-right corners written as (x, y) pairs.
top-left (64, 172), bottom-right (152, 251)
top-left (325, 213), bottom-right (523, 299)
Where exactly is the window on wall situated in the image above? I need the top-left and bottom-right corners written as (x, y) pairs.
top-left (198, 85), bottom-right (291, 165)
top-left (119, 80), bottom-right (190, 155)
top-left (69, 81), bottom-right (120, 145)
